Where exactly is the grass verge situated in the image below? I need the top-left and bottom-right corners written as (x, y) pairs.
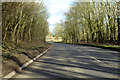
top-left (2, 42), bottom-right (52, 77)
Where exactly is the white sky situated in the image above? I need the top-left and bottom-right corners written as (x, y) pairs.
top-left (45, 0), bottom-right (75, 33)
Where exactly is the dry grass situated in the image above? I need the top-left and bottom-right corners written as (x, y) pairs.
top-left (46, 36), bottom-right (62, 42)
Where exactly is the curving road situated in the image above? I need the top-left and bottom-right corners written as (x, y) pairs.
top-left (12, 42), bottom-right (119, 79)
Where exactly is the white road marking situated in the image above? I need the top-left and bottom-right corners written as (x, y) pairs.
top-left (90, 56), bottom-right (101, 62)
top-left (90, 56), bottom-right (111, 67)
top-left (70, 46), bottom-right (112, 68)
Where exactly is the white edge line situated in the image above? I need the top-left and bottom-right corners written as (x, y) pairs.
top-left (3, 46), bottom-right (52, 79)
top-left (3, 71), bottom-right (15, 79)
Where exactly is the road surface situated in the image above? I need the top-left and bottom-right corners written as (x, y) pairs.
top-left (12, 42), bottom-right (119, 79)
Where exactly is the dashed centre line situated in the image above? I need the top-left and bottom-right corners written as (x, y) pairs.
top-left (70, 46), bottom-right (112, 68)
top-left (90, 56), bottom-right (111, 67)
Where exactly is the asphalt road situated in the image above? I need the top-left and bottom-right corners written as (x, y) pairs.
top-left (12, 42), bottom-right (119, 79)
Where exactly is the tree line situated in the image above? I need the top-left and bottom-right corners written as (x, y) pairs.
top-left (55, 1), bottom-right (120, 45)
top-left (2, 2), bottom-right (49, 47)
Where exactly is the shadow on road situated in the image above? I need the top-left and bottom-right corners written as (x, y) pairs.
top-left (13, 43), bottom-right (119, 79)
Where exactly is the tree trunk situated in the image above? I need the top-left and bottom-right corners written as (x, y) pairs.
top-left (118, 17), bottom-right (120, 42)
top-left (117, 2), bottom-right (120, 43)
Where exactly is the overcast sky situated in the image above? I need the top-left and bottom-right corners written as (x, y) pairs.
top-left (45, 0), bottom-right (75, 33)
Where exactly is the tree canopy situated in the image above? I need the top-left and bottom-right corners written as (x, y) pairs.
top-left (2, 2), bottom-right (49, 47)
top-left (55, 1), bottom-right (119, 45)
